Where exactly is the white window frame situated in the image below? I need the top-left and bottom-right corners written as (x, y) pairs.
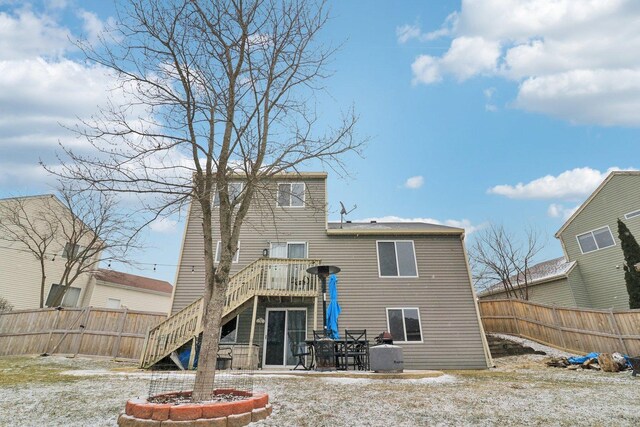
top-left (385, 307), bottom-right (423, 344)
top-left (624, 209), bottom-right (640, 220)
top-left (213, 182), bottom-right (244, 207)
top-left (276, 182), bottom-right (306, 208)
top-left (215, 240), bottom-right (240, 263)
top-left (262, 307), bottom-right (308, 368)
top-left (376, 240), bottom-right (419, 278)
top-left (576, 225), bottom-right (616, 254)
top-left (270, 241), bottom-right (308, 259)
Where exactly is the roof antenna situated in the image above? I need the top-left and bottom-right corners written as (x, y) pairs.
top-left (339, 201), bottom-right (357, 228)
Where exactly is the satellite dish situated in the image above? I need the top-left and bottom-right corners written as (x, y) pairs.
top-left (339, 201), bottom-right (357, 228)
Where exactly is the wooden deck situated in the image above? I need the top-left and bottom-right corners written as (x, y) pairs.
top-left (140, 258), bottom-right (321, 368)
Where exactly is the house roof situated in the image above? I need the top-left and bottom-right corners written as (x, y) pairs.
top-left (555, 170), bottom-right (640, 238)
top-left (95, 269), bottom-right (173, 294)
top-left (479, 257), bottom-right (576, 296)
top-left (326, 221), bottom-right (464, 236)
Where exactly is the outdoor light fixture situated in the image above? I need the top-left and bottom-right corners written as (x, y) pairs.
top-left (262, 248), bottom-right (269, 257)
top-left (306, 265), bottom-right (341, 333)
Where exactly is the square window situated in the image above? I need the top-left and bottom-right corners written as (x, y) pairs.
top-left (106, 298), bottom-right (121, 309)
top-left (277, 183), bottom-right (305, 207)
top-left (45, 284), bottom-right (81, 308)
top-left (576, 226), bottom-right (615, 254)
top-left (214, 182), bottom-right (243, 207)
top-left (377, 241), bottom-right (418, 277)
top-left (386, 308), bottom-right (423, 342)
top-left (215, 241), bottom-right (240, 263)
top-left (62, 243), bottom-right (82, 259)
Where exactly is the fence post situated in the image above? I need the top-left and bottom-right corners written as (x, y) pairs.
top-left (74, 307), bottom-right (92, 357)
top-left (508, 299), bottom-right (521, 336)
top-left (46, 308), bottom-right (62, 354)
top-left (551, 306), bottom-right (567, 350)
top-left (608, 308), bottom-right (630, 355)
top-left (112, 308), bottom-right (129, 359)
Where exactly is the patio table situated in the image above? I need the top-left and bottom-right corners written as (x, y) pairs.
top-left (305, 338), bottom-right (370, 370)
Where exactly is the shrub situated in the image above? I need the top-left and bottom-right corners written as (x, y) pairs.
top-left (0, 297), bottom-right (12, 313)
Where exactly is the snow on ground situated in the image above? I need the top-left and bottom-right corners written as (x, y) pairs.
top-left (1, 353), bottom-right (639, 426)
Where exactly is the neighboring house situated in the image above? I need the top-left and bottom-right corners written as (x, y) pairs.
top-left (0, 195), bottom-right (172, 314)
top-left (0, 195), bottom-right (99, 310)
top-left (83, 269), bottom-right (173, 314)
top-left (480, 171), bottom-right (640, 310)
top-left (165, 172), bottom-right (491, 370)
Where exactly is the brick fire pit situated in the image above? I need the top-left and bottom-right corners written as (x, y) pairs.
top-left (117, 389), bottom-right (271, 426)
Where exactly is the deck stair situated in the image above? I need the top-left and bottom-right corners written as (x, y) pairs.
top-left (140, 257), bottom-right (321, 369)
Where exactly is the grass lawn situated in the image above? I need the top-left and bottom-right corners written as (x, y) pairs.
top-left (1, 354), bottom-right (639, 426)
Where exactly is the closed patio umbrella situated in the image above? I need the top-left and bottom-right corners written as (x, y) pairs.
top-left (326, 274), bottom-right (341, 339)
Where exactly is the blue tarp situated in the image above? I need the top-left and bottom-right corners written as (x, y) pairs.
top-left (326, 274), bottom-right (341, 340)
top-left (568, 352), bottom-right (632, 367)
top-left (568, 352), bottom-right (599, 364)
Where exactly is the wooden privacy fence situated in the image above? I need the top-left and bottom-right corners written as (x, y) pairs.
top-left (479, 299), bottom-right (640, 356)
top-left (0, 307), bottom-right (166, 361)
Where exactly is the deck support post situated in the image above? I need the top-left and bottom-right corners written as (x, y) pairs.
top-left (247, 296), bottom-right (259, 369)
top-left (313, 295), bottom-right (318, 332)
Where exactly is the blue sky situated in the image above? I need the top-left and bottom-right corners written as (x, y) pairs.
top-left (1, 0), bottom-right (638, 284)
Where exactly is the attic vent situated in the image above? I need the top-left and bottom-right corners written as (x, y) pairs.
top-left (370, 220), bottom-right (377, 224)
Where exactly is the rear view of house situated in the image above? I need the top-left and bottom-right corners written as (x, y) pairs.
top-left (146, 173), bottom-right (491, 370)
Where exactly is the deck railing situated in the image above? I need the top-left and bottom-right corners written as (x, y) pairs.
top-left (140, 257), bottom-right (321, 368)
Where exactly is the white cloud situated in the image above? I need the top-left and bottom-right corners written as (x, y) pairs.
top-left (0, 9), bottom-right (70, 60)
top-left (412, 37), bottom-right (500, 84)
top-left (484, 87), bottom-right (497, 111)
top-left (149, 217), bottom-right (178, 233)
top-left (547, 203), bottom-right (579, 220)
top-left (76, 9), bottom-right (113, 44)
top-left (406, 0), bottom-right (640, 126)
top-left (488, 167), bottom-right (635, 200)
top-left (404, 176), bottom-right (424, 189)
top-left (396, 13), bottom-right (458, 44)
top-left (359, 215), bottom-right (486, 235)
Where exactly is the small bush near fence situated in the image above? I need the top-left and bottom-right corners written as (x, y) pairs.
top-left (0, 297), bottom-right (12, 313)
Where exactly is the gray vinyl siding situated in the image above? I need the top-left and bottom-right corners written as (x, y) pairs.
top-left (481, 277), bottom-right (576, 308)
top-left (172, 175), bottom-right (490, 369)
top-left (559, 174), bottom-right (640, 310)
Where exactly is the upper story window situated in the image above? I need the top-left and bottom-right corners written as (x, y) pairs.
top-left (625, 209), bottom-right (640, 220)
top-left (377, 241), bottom-right (418, 277)
top-left (62, 243), bottom-right (83, 259)
top-left (576, 226), bottom-right (615, 254)
top-left (277, 183), bottom-right (305, 207)
top-left (214, 182), bottom-right (243, 207)
top-left (215, 240), bottom-right (240, 263)
top-left (386, 308), bottom-right (423, 343)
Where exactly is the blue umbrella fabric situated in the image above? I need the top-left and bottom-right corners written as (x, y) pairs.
top-left (326, 274), bottom-right (341, 339)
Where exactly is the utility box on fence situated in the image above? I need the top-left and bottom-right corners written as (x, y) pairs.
top-left (370, 344), bottom-right (404, 373)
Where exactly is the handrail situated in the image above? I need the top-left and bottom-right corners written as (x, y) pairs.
top-left (140, 257), bottom-right (322, 368)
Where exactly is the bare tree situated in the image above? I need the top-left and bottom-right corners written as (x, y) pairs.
top-left (49, 0), bottom-right (362, 401)
top-left (469, 224), bottom-right (544, 300)
top-left (0, 187), bottom-right (138, 308)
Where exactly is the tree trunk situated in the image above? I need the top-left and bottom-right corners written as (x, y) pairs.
top-left (39, 259), bottom-right (46, 308)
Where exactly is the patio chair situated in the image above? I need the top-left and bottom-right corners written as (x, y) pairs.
top-left (288, 332), bottom-right (312, 370)
top-left (216, 346), bottom-right (233, 370)
top-left (343, 329), bottom-right (369, 370)
top-left (313, 329), bottom-right (327, 340)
